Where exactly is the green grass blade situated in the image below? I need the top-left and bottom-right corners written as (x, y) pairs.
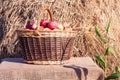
top-left (105, 47), bottom-right (109, 56)
top-left (109, 46), bottom-right (115, 53)
top-left (118, 67), bottom-right (120, 72)
top-left (104, 46), bottom-right (117, 58)
top-left (106, 17), bottom-right (112, 34)
top-left (112, 66), bottom-right (120, 73)
top-left (96, 55), bottom-right (106, 69)
top-left (95, 26), bottom-right (107, 44)
top-left (100, 37), bottom-right (107, 44)
top-left (105, 73), bottom-right (120, 80)
top-left (95, 26), bottom-right (101, 38)
top-left (109, 46), bottom-right (117, 58)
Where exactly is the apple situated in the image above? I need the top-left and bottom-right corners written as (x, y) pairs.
top-left (53, 29), bottom-right (60, 31)
top-left (43, 28), bottom-right (51, 31)
top-left (57, 24), bottom-right (64, 30)
top-left (25, 20), bottom-right (38, 30)
top-left (40, 18), bottom-right (50, 27)
top-left (48, 20), bottom-right (58, 30)
top-left (39, 26), bottom-right (44, 31)
top-left (65, 26), bottom-right (72, 31)
top-left (32, 20), bottom-right (37, 29)
top-left (25, 21), bottom-right (33, 29)
top-left (63, 23), bottom-right (72, 31)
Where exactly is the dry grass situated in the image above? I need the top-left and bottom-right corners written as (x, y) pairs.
top-left (0, 0), bottom-right (120, 76)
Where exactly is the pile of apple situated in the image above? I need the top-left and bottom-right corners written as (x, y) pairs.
top-left (25, 18), bottom-right (72, 31)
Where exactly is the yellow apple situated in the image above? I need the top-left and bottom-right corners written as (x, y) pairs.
top-left (57, 24), bottom-right (64, 30)
top-left (53, 29), bottom-right (60, 31)
top-left (43, 28), bottom-right (51, 31)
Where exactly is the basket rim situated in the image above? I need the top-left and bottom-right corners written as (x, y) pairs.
top-left (16, 28), bottom-right (77, 33)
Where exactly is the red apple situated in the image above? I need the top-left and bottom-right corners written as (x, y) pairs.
top-left (40, 18), bottom-right (50, 27)
top-left (26, 23), bottom-right (33, 29)
top-left (48, 20), bottom-right (59, 30)
top-left (39, 26), bottom-right (44, 31)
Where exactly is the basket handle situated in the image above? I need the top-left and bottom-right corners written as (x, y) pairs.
top-left (34, 8), bottom-right (53, 36)
top-left (40, 8), bottom-right (53, 21)
top-left (37, 7), bottom-right (53, 29)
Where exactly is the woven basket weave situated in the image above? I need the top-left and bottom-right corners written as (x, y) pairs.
top-left (17, 8), bottom-right (77, 64)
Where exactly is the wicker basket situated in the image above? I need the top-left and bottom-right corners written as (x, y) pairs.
top-left (17, 8), bottom-right (77, 64)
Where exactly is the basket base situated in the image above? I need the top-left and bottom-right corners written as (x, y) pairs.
top-left (24, 60), bottom-right (69, 65)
